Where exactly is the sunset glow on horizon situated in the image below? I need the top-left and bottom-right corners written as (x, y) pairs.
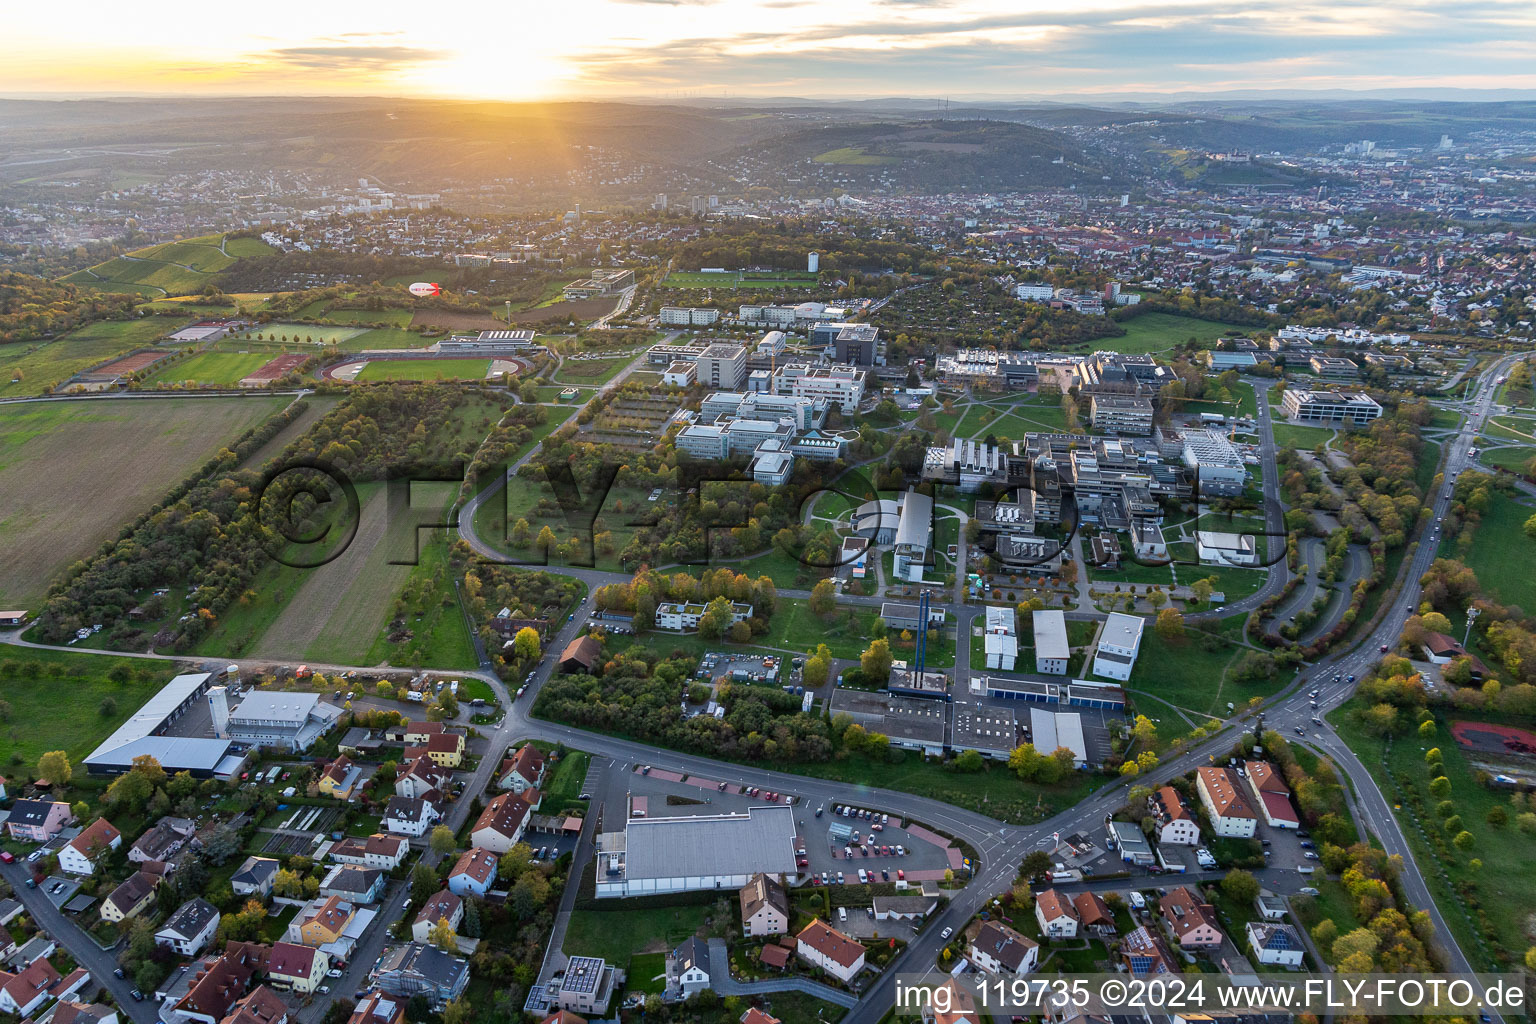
top-left (7, 0), bottom-right (1536, 100)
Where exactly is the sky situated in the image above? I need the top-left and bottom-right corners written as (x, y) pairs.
top-left (8, 0), bottom-right (1536, 101)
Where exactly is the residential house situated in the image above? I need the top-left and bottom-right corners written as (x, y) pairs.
top-left (553, 956), bottom-right (617, 1016)
top-left (156, 898), bottom-right (221, 957)
top-left (557, 636), bottom-right (602, 674)
top-left (317, 756), bottom-right (362, 801)
top-left (1255, 894), bottom-right (1289, 921)
top-left (667, 936), bottom-right (711, 998)
top-left (129, 821), bottom-right (189, 871)
top-left (0, 958), bottom-right (76, 1016)
top-left (405, 733), bottom-right (464, 769)
top-left (1072, 892), bottom-right (1116, 938)
top-left (267, 942), bottom-right (329, 995)
top-left (319, 866), bottom-right (385, 904)
top-left (222, 985), bottom-right (289, 1024)
top-left (173, 945), bottom-right (264, 1024)
top-left (446, 848), bottom-right (498, 898)
top-left (498, 745), bottom-right (546, 793)
top-left (395, 757), bottom-right (452, 800)
top-left (5, 800), bottom-right (71, 842)
top-left (1121, 926), bottom-right (1176, 975)
top-left (795, 919), bottom-right (866, 983)
top-left (738, 873), bottom-right (789, 938)
top-left (100, 871), bottom-right (159, 923)
top-left (1152, 787), bottom-right (1201, 845)
top-left (231, 857), bottom-right (280, 898)
top-left (59, 818), bottom-right (122, 875)
top-left (376, 943), bottom-right (470, 1010)
top-left (969, 920), bottom-right (1039, 975)
top-left (348, 991), bottom-right (407, 1024)
top-left (1034, 889), bottom-right (1079, 939)
top-left (1160, 888), bottom-right (1223, 949)
top-left (51, 1002), bottom-right (120, 1024)
top-left (1244, 761), bottom-right (1300, 829)
top-left (383, 795), bottom-right (441, 837)
top-left (411, 891), bottom-right (464, 944)
top-left (742, 1009), bottom-right (782, 1024)
top-left (1195, 767), bottom-right (1258, 838)
top-left (1246, 923), bottom-right (1306, 967)
top-left (401, 722), bottom-right (444, 746)
top-left (328, 834), bottom-right (408, 871)
top-left (294, 896), bottom-right (357, 948)
top-left (922, 977), bottom-right (980, 1024)
top-left (470, 792), bottom-right (535, 853)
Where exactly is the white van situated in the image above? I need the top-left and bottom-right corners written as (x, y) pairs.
top-left (1127, 891), bottom-right (1146, 911)
top-left (838, 906), bottom-right (847, 922)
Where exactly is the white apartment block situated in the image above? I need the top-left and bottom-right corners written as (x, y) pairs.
top-left (1092, 612), bottom-right (1144, 682)
top-left (1280, 388), bottom-right (1384, 426)
top-left (659, 306), bottom-right (721, 327)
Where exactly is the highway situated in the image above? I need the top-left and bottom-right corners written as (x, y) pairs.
top-left (0, 356), bottom-right (1514, 1022)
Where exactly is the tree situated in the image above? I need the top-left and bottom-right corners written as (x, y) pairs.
top-left (1487, 805), bottom-right (1509, 827)
top-left (104, 770), bottom-right (153, 809)
top-left (1131, 715), bottom-right (1157, 746)
top-left (809, 579), bottom-right (836, 616)
top-left (1332, 928), bottom-right (1380, 963)
top-left (273, 869), bottom-right (305, 899)
top-left (512, 627), bottom-right (541, 662)
top-left (1221, 869), bottom-right (1260, 906)
top-left (1429, 775), bottom-right (1451, 800)
top-left (802, 643), bottom-right (832, 687)
top-left (1154, 608), bottom-right (1184, 641)
top-left (429, 825), bottom-right (457, 856)
top-left (1190, 577), bottom-right (1214, 605)
top-left (410, 863), bottom-right (438, 905)
top-left (1009, 743), bottom-right (1044, 781)
top-left (499, 843), bottom-right (533, 879)
top-left (1021, 850), bottom-right (1053, 881)
top-left (428, 917), bottom-right (458, 952)
top-left (131, 754), bottom-right (167, 785)
top-left (1453, 830), bottom-right (1475, 851)
top-left (1524, 513), bottom-right (1536, 541)
top-left (36, 750), bottom-right (70, 787)
top-left (698, 596), bottom-right (734, 640)
top-left (442, 999), bottom-right (472, 1024)
top-left (860, 637), bottom-right (893, 682)
top-left (1418, 719), bottom-right (1436, 739)
top-left (1312, 918), bottom-right (1339, 951)
top-left (952, 749), bottom-right (984, 773)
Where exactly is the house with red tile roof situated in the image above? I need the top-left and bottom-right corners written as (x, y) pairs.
top-left (59, 818), bottom-right (121, 876)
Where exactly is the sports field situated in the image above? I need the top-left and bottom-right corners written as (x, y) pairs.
top-left (0, 317), bottom-right (188, 398)
top-left (357, 358), bottom-right (493, 381)
top-left (333, 328), bottom-right (438, 352)
top-left (0, 397), bottom-right (288, 608)
top-left (143, 352), bottom-right (272, 386)
top-left (231, 323), bottom-right (363, 346)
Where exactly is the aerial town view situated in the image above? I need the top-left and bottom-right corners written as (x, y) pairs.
top-left (2, 5), bottom-right (1536, 1024)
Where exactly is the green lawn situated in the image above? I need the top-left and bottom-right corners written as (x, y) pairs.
top-left (143, 351), bottom-right (272, 386)
top-left (1456, 496), bottom-right (1536, 612)
top-left (331, 328), bottom-right (438, 353)
top-left (314, 308), bottom-right (415, 327)
top-left (0, 317), bottom-right (188, 397)
top-left (1099, 313), bottom-right (1240, 354)
top-left (224, 236), bottom-right (276, 259)
top-left (759, 599), bottom-right (886, 659)
top-left (553, 357), bottom-right (629, 385)
top-left (1478, 446), bottom-right (1533, 474)
top-left (624, 952), bottom-right (667, 995)
top-left (1271, 423), bottom-right (1336, 449)
top-left (1122, 625), bottom-right (1267, 730)
top-left (542, 749), bottom-right (592, 806)
top-left (563, 905), bottom-right (708, 960)
top-left (0, 648), bottom-right (185, 767)
top-left (233, 323), bottom-right (363, 347)
top-left (1332, 703), bottom-right (1534, 970)
top-left (358, 527), bottom-right (479, 671)
top-left (357, 358), bottom-right (493, 381)
top-left (812, 147), bottom-right (899, 165)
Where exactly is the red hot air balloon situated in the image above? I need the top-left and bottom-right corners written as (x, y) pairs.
top-left (408, 282), bottom-right (441, 297)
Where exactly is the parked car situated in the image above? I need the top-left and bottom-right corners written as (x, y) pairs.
top-left (941, 927), bottom-right (953, 940)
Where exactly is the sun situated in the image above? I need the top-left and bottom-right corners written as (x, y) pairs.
top-left (402, 48), bottom-right (574, 100)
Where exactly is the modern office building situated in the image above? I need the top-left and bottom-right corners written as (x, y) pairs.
top-left (1280, 388), bottom-right (1383, 426)
top-left (1089, 394), bottom-right (1154, 436)
top-left (1091, 612), bottom-right (1144, 682)
top-left (211, 690), bottom-right (342, 753)
top-left (695, 343), bottom-right (749, 390)
top-left (1033, 610), bottom-right (1070, 675)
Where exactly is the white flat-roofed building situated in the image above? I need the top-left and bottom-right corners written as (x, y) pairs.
top-left (1130, 518), bottom-right (1168, 561)
top-left (436, 330), bottom-right (538, 354)
top-left (1089, 394), bottom-right (1154, 436)
top-left (750, 447), bottom-right (794, 486)
top-left (893, 489), bottom-right (933, 582)
top-left (983, 605), bottom-right (1018, 671)
top-left (1092, 612), bottom-right (1144, 682)
top-left (662, 362), bottom-right (696, 387)
top-left (221, 692), bottom-right (342, 752)
top-left (1280, 388), bottom-right (1383, 426)
top-left (1196, 531), bottom-right (1258, 567)
top-left (594, 805), bottom-right (797, 898)
top-left (1181, 430), bottom-right (1247, 498)
top-left (772, 364), bottom-right (866, 413)
top-left (1016, 282), bottom-right (1055, 301)
top-left (84, 672), bottom-right (238, 778)
top-left (675, 424), bottom-right (729, 459)
top-left (1033, 610), bottom-right (1070, 675)
top-left (696, 343), bottom-right (748, 390)
top-left (659, 306), bottom-right (719, 327)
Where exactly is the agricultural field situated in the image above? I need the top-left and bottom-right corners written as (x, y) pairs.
top-left (0, 317), bottom-right (189, 397)
top-left (62, 234), bottom-right (273, 296)
top-left (357, 358), bottom-right (493, 381)
top-left (0, 397), bottom-right (288, 609)
top-left (812, 147), bottom-right (899, 165)
top-left (224, 237), bottom-right (276, 259)
top-left (230, 323), bottom-right (363, 347)
top-left (310, 307), bottom-right (415, 327)
top-left (143, 351), bottom-right (271, 387)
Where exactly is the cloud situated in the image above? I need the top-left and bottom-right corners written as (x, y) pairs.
top-left (261, 45), bottom-right (449, 71)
